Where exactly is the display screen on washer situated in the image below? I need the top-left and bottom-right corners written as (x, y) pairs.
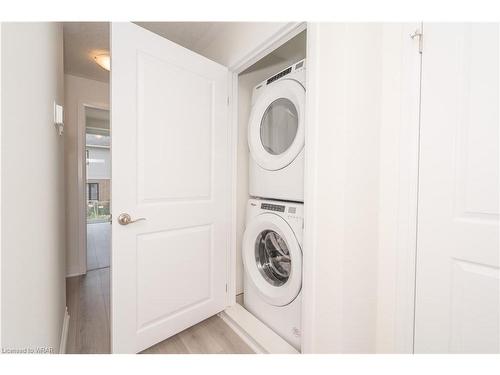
top-left (260, 98), bottom-right (298, 155)
top-left (255, 230), bottom-right (291, 287)
top-left (261, 203), bottom-right (285, 212)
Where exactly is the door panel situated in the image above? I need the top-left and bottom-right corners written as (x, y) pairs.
top-left (136, 225), bottom-right (213, 330)
top-left (111, 22), bottom-right (229, 353)
top-left (137, 52), bottom-right (213, 202)
top-left (414, 23), bottom-right (499, 353)
top-left (449, 260), bottom-right (499, 353)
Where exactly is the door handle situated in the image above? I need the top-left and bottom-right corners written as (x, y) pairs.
top-left (117, 213), bottom-right (146, 225)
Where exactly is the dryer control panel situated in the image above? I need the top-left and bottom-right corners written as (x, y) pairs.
top-left (260, 203), bottom-right (285, 213)
top-left (251, 59), bottom-right (306, 105)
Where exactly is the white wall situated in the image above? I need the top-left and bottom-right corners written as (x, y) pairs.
top-left (0, 20), bottom-right (3, 349)
top-left (302, 23), bottom-right (383, 353)
top-left (1, 22), bottom-right (66, 352)
top-left (64, 74), bottom-right (109, 276)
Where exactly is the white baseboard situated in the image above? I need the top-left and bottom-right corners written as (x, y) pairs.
top-left (219, 310), bottom-right (265, 354)
top-left (66, 272), bottom-right (84, 278)
top-left (59, 307), bottom-right (70, 354)
top-left (66, 263), bottom-right (86, 278)
top-left (218, 304), bottom-right (299, 354)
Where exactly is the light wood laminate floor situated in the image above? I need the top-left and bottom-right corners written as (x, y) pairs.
top-left (86, 222), bottom-right (111, 271)
top-left (141, 315), bottom-right (253, 354)
top-left (66, 268), bottom-right (253, 354)
top-left (66, 268), bottom-right (110, 353)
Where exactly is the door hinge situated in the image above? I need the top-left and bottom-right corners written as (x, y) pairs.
top-left (227, 96), bottom-right (230, 106)
top-left (225, 284), bottom-right (228, 292)
top-left (410, 29), bottom-right (423, 54)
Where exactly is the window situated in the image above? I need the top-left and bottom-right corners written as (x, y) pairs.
top-left (87, 183), bottom-right (99, 201)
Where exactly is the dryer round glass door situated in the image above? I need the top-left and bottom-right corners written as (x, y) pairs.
top-left (248, 79), bottom-right (305, 171)
top-left (260, 98), bottom-right (298, 156)
top-left (243, 213), bottom-right (302, 306)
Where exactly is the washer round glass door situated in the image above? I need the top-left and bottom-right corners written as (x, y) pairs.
top-left (243, 213), bottom-right (302, 306)
top-left (255, 229), bottom-right (291, 287)
top-left (248, 79), bottom-right (305, 171)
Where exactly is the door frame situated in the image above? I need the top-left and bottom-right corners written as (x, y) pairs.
top-left (77, 101), bottom-right (110, 275)
top-left (0, 24), bottom-right (3, 349)
top-left (226, 19), bottom-right (307, 332)
top-left (375, 23), bottom-right (423, 353)
top-left (298, 23), bottom-right (422, 353)
top-left (95, 21), bottom-right (422, 354)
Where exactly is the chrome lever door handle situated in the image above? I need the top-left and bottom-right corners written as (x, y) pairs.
top-left (117, 213), bottom-right (146, 225)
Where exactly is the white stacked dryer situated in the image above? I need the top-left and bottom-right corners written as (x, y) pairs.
top-left (248, 59), bottom-right (306, 203)
top-left (243, 60), bottom-right (306, 351)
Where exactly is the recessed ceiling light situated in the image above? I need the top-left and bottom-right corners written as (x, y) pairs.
top-left (94, 54), bottom-right (110, 71)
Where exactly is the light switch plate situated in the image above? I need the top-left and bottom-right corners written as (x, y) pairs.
top-left (54, 102), bottom-right (64, 136)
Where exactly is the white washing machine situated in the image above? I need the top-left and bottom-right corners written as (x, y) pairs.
top-left (248, 59), bottom-right (306, 202)
top-left (242, 198), bottom-right (303, 350)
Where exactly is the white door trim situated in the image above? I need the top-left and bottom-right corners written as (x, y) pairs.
top-left (392, 23), bottom-right (422, 353)
top-left (301, 23), bottom-right (319, 353)
top-left (228, 23), bottom-right (307, 75)
top-left (227, 70), bottom-right (239, 306)
top-left (219, 304), bottom-right (299, 354)
top-left (59, 307), bottom-right (70, 353)
top-left (0, 23), bottom-right (3, 348)
top-left (376, 23), bottom-right (423, 353)
top-left (301, 23), bottom-right (422, 354)
top-left (77, 101), bottom-right (110, 275)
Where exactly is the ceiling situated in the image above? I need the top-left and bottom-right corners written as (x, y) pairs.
top-left (134, 22), bottom-right (228, 52)
top-left (63, 23), bottom-right (306, 83)
top-left (243, 30), bottom-right (306, 74)
top-left (63, 22), bottom-right (227, 83)
top-left (63, 22), bottom-right (110, 82)
top-left (270, 30), bottom-right (306, 62)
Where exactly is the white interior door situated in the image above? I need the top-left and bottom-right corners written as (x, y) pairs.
top-left (414, 23), bottom-right (499, 353)
top-left (111, 22), bottom-right (230, 353)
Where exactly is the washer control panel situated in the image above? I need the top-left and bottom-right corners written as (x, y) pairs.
top-left (249, 199), bottom-right (304, 238)
top-left (260, 202), bottom-right (302, 226)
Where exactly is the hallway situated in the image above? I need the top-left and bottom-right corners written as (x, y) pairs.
top-left (66, 267), bottom-right (253, 354)
top-left (86, 222), bottom-right (111, 271)
top-left (66, 268), bottom-right (110, 353)
top-left (67, 220), bottom-right (253, 353)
